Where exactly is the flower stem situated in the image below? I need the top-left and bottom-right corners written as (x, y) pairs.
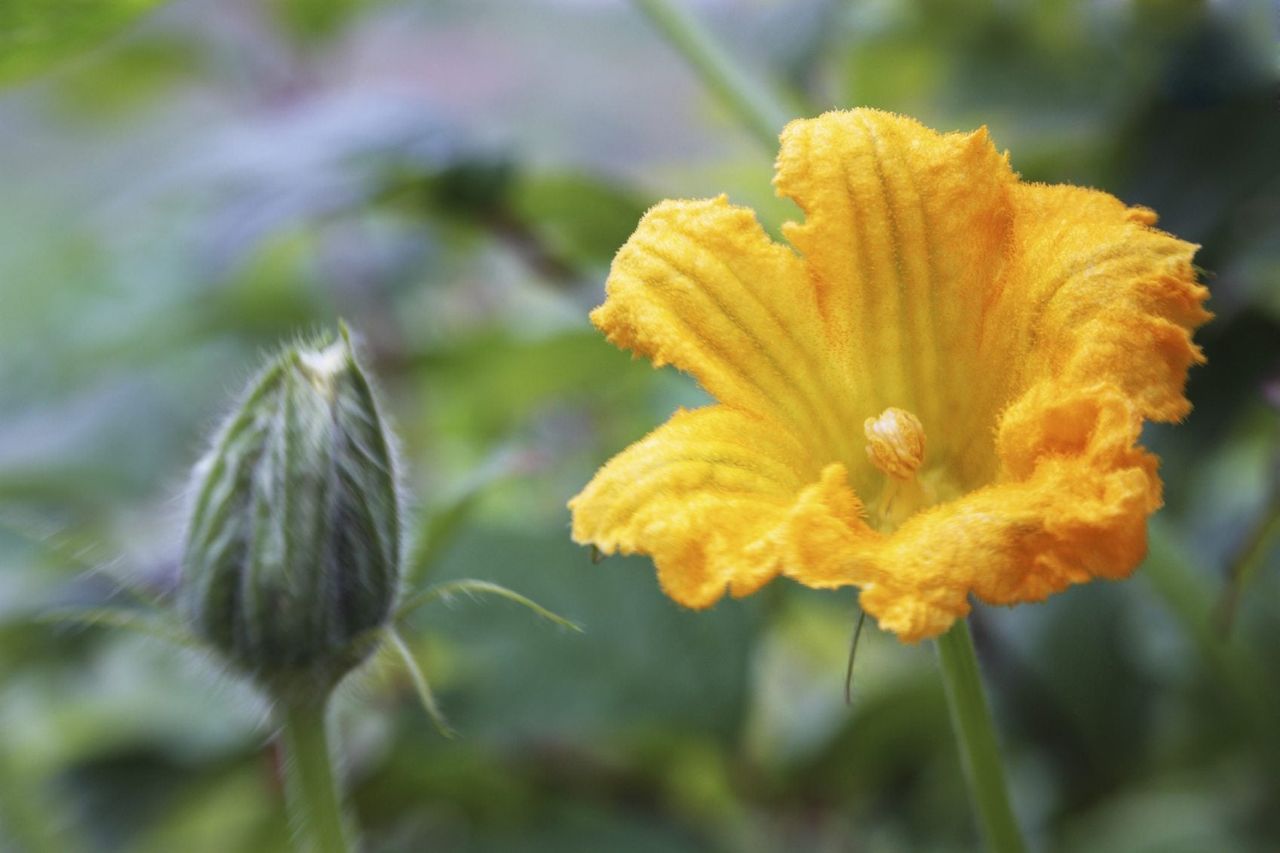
top-left (631, 0), bottom-right (792, 151)
top-left (934, 619), bottom-right (1026, 853)
top-left (280, 698), bottom-right (354, 853)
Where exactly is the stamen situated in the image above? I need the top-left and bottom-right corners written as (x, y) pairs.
top-left (864, 407), bottom-right (926, 479)
top-left (864, 407), bottom-right (930, 530)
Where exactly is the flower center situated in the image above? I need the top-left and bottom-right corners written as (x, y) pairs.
top-left (864, 408), bottom-right (925, 479)
top-left (864, 407), bottom-right (930, 530)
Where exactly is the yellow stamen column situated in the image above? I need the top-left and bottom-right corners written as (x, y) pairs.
top-left (864, 407), bottom-right (929, 530)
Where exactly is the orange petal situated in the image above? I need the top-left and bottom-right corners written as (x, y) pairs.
top-left (994, 183), bottom-right (1211, 422)
top-left (569, 405), bottom-right (821, 606)
top-left (592, 196), bottom-right (855, 466)
top-left (774, 109), bottom-right (1017, 489)
top-left (782, 383), bottom-right (1160, 642)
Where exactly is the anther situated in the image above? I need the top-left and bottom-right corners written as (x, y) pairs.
top-left (864, 407), bottom-right (926, 480)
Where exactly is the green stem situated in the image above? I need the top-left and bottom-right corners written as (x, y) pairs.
top-left (935, 619), bottom-right (1026, 853)
top-left (631, 0), bottom-right (792, 150)
top-left (280, 699), bottom-right (354, 853)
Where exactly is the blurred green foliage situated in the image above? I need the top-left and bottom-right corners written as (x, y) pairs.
top-left (0, 0), bottom-right (169, 85)
top-left (1, 0), bottom-right (1278, 851)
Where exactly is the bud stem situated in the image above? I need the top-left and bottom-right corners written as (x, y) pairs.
top-left (280, 699), bottom-right (354, 853)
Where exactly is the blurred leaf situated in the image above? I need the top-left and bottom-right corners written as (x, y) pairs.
top-left (418, 528), bottom-right (758, 743)
top-left (269, 0), bottom-right (379, 43)
top-left (2, 634), bottom-right (264, 772)
top-left (206, 229), bottom-right (330, 336)
top-left (133, 763), bottom-right (283, 853)
top-left (0, 744), bottom-right (70, 853)
top-left (406, 447), bottom-right (545, 587)
top-left (842, 35), bottom-right (944, 111)
top-left (0, 513), bottom-right (171, 610)
top-left (508, 173), bottom-right (649, 272)
top-left (417, 158), bottom-right (518, 221)
top-left (1014, 583), bottom-right (1157, 802)
top-left (1058, 779), bottom-right (1251, 853)
top-left (418, 329), bottom-right (648, 443)
top-left (50, 37), bottom-right (199, 118)
top-left (0, 0), bottom-right (170, 86)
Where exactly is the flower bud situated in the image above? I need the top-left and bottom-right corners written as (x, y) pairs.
top-left (180, 327), bottom-right (401, 696)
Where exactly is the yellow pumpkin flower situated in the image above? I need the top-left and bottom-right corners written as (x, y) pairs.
top-left (569, 109), bottom-right (1210, 642)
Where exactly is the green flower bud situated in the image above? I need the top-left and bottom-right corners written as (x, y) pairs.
top-left (180, 327), bottom-right (401, 697)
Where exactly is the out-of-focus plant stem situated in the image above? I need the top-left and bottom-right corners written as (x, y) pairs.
top-left (1144, 520), bottom-right (1278, 750)
top-left (935, 620), bottom-right (1027, 853)
top-left (631, 0), bottom-right (793, 151)
top-left (280, 699), bottom-right (353, 853)
top-left (1214, 490), bottom-right (1280, 635)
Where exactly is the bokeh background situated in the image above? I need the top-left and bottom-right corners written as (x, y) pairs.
top-left (2, 1), bottom-right (1278, 850)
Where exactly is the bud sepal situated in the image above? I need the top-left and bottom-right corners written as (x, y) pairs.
top-left (180, 326), bottom-right (401, 700)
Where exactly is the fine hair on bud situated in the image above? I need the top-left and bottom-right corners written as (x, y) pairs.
top-left (179, 325), bottom-right (402, 700)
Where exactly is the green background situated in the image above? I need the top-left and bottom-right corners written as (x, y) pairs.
top-left (1, 0), bottom-right (1277, 850)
